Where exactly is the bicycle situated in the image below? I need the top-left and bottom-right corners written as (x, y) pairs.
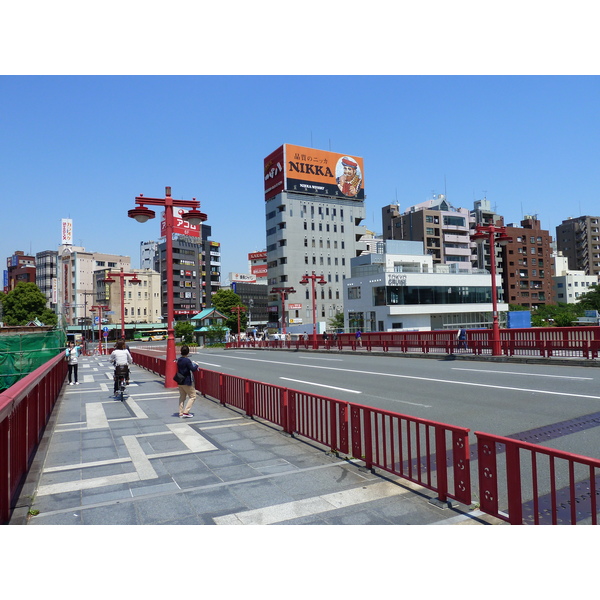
top-left (114, 365), bottom-right (129, 401)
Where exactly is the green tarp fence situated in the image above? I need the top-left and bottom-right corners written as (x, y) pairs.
top-left (0, 329), bottom-right (67, 391)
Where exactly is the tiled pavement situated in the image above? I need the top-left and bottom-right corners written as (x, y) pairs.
top-left (10, 353), bottom-right (505, 526)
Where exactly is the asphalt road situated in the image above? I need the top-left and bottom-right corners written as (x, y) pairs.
top-left (132, 344), bottom-right (600, 460)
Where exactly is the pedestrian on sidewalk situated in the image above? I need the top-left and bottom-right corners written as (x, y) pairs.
top-left (65, 341), bottom-right (82, 385)
top-left (176, 345), bottom-right (199, 418)
top-left (355, 330), bottom-right (362, 347)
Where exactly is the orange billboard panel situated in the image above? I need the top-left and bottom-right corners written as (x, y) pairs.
top-left (264, 144), bottom-right (364, 201)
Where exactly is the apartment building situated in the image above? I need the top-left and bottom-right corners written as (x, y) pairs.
top-left (555, 215), bottom-right (600, 279)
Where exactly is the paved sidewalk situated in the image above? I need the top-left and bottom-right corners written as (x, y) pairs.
top-left (10, 353), bottom-right (504, 526)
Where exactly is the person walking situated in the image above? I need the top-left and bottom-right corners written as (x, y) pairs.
top-left (65, 341), bottom-right (81, 385)
top-left (176, 345), bottom-right (199, 418)
top-left (355, 330), bottom-right (362, 348)
top-left (457, 328), bottom-right (468, 350)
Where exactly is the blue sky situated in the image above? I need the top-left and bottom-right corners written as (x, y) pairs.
top-left (2, 4), bottom-right (599, 284)
top-left (2, 75), bottom-right (599, 281)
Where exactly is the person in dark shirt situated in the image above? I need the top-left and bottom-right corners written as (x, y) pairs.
top-left (176, 345), bottom-right (199, 418)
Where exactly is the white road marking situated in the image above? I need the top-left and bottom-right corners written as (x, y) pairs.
top-left (221, 355), bottom-right (600, 400)
top-left (280, 377), bottom-right (361, 394)
top-left (452, 368), bottom-right (593, 380)
top-left (167, 423), bottom-right (218, 452)
top-left (85, 403), bottom-right (109, 429)
top-left (213, 480), bottom-right (408, 525)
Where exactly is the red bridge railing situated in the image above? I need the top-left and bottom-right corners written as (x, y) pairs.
top-left (228, 326), bottom-right (600, 359)
top-left (0, 353), bottom-right (67, 524)
top-left (132, 350), bottom-right (471, 506)
top-left (476, 431), bottom-right (600, 525)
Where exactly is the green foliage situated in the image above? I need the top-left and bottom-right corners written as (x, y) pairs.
top-left (174, 320), bottom-right (195, 344)
top-left (577, 284), bottom-right (600, 311)
top-left (328, 311), bottom-right (345, 331)
top-left (525, 303), bottom-right (585, 327)
top-left (205, 323), bottom-right (228, 345)
top-left (0, 282), bottom-right (57, 326)
top-left (211, 289), bottom-right (247, 333)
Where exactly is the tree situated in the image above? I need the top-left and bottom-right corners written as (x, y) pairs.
top-left (174, 320), bottom-right (195, 344)
top-left (0, 282), bottom-right (57, 326)
top-left (211, 289), bottom-right (247, 333)
top-left (205, 323), bottom-right (228, 346)
top-left (578, 284), bottom-right (600, 312)
top-left (328, 311), bottom-right (345, 332)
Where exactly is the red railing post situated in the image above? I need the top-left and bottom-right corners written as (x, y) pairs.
top-left (505, 442), bottom-right (523, 525)
top-left (435, 427), bottom-right (448, 503)
top-left (281, 388), bottom-right (290, 433)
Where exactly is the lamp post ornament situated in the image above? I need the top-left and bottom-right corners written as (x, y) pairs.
top-left (471, 224), bottom-right (512, 356)
top-left (299, 272), bottom-right (326, 349)
top-left (128, 187), bottom-right (207, 387)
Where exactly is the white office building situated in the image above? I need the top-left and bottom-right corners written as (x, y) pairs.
top-left (553, 252), bottom-right (598, 304)
top-left (344, 240), bottom-right (508, 332)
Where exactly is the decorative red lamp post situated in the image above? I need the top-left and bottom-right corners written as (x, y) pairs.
top-left (231, 305), bottom-right (246, 343)
top-left (128, 186), bottom-right (207, 387)
top-left (299, 272), bottom-right (326, 349)
top-left (90, 305), bottom-right (109, 355)
top-left (471, 224), bottom-right (512, 356)
top-left (270, 287), bottom-right (296, 335)
top-left (103, 268), bottom-right (142, 340)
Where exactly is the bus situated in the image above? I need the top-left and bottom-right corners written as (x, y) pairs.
top-left (133, 329), bottom-right (167, 342)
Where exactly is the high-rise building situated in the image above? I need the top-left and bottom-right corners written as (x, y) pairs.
top-left (470, 198), bottom-right (506, 280)
top-left (140, 241), bottom-right (158, 270)
top-left (501, 216), bottom-right (554, 308)
top-left (264, 144), bottom-right (368, 332)
top-left (154, 225), bottom-right (221, 321)
top-left (35, 250), bottom-right (59, 311)
top-left (5, 250), bottom-right (36, 292)
top-left (381, 195), bottom-right (473, 270)
top-left (555, 216), bottom-right (600, 279)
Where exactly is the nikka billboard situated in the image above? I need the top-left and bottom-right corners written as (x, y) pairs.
top-left (264, 144), bottom-right (364, 201)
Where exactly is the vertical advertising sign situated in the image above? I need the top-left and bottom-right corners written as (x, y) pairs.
top-left (160, 208), bottom-right (201, 237)
top-left (264, 144), bottom-right (364, 201)
top-left (51, 277), bottom-right (58, 304)
top-left (61, 219), bottom-right (73, 245)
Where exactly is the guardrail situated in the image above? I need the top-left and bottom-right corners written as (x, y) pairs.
top-left (228, 326), bottom-right (600, 359)
top-left (0, 353), bottom-right (67, 524)
top-left (132, 350), bottom-right (471, 506)
top-left (131, 349), bottom-right (600, 523)
top-left (476, 431), bottom-right (600, 524)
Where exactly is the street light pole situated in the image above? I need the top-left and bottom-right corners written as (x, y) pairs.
top-left (270, 287), bottom-right (296, 335)
top-left (231, 305), bottom-right (246, 342)
top-left (299, 272), bottom-right (326, 349)
top-left (104, 268), bottom-right (141, 340)
top-left (90, 305), bottom-right (109, 355)
top-left (128, 186), bottom-right (207, 387)
top-left (471, 224), bottom-right (512, 356)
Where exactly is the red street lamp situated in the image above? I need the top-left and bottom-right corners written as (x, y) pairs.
top-left (103, 268), bottom-right (141, 340)
top-left (471, 224), bottom-right (512, 356)
top-left (128, 186), bottom-right (207, 388)
top-left (270, 287), bottom-right (296, 335)
top-left (90, 305), bottom-right (109, 355)
top-left (231, 305), bottom-right (246, 340)
top-left (299, 271), bottom-right (326, 349)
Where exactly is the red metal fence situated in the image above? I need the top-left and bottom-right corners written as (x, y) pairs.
top-left (134, 350), bottom-right (471, 506)
top-left (476, 431), bottom-right (600, 525)
top-left (130, 349), bottom-right (600, 523)
top-left (230, 326), bottom-right (600, 359)
top-left (0, 353), bottom-right (67, 524)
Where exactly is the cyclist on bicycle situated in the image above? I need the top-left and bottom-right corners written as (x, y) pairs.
top-left (110, 340), bottom-right (133, 396)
